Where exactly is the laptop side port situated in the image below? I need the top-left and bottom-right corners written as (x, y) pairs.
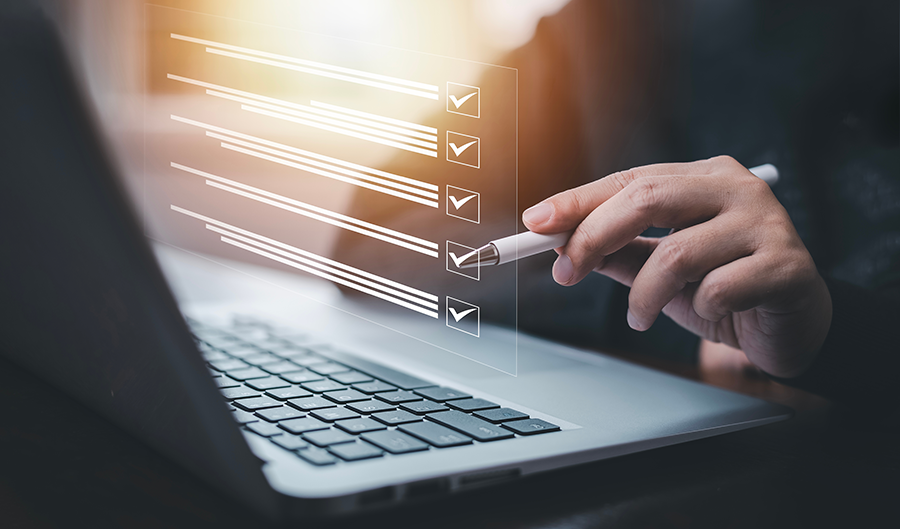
top-left (403, 477), bottom-right (449, 500)
top-left (458, 468), bottom-right (521, 489)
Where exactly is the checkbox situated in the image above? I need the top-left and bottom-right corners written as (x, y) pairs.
top-left (446, 241), bottom-right (479, 281)
top-left (447, 82), bottom-right (480, 118)
top-left (446, 185), bottom-right (480, 224)
top-left (446, 297), bottom-right (480, 337)
top-left (447, 131), bottom-right (480, 169)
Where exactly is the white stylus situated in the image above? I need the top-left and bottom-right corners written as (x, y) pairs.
top-left (457, 163), bottom-right (779, 269)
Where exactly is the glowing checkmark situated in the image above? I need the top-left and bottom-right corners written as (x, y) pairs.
top-left (449, 91), bottom-right (478, 109)
top-left (448, 194), bottom-right (477, 210)
top-left (449, 140), bottom-right (477, 157)
top-left (448, 307), bottom-right (477, 322)
top-left (448, 249), bottom-right (476, 268)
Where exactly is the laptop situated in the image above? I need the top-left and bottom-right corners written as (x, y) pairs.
top-left (0, 3), bottom-right (791, 521)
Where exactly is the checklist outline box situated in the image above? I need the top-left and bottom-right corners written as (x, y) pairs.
top-left (446, 82), bottom-right (480, 118)
top-left (446, 241), bottom-right (480, 281)
top-left (446, 131), bottom-right (480, 169)
top-left (446, 185), bottom-right (480, 224)
top-left (446, 296), bottom-right (480, 337)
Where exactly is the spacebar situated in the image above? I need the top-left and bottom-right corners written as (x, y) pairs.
top-left (327, 351), bottom-right (435, 390)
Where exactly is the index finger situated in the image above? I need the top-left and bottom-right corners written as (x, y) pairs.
top-left (522, 159), bottom-right (714, 233)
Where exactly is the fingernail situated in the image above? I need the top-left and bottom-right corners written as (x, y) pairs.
top-left (522, 202), bottom-right (552, 226)
top-left (627, 310), bottom-right (643, 331)
top-left (552, 254), bottom-right (574, 285)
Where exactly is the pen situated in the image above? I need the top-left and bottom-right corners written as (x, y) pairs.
top-left (457, 163), bottom-right (779, 269)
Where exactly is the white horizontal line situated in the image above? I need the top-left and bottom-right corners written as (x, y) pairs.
top-left (170, 33), bottom-right (438, 93)
top-left (220, 236), bottom-right (438, 318)
top-left (169, 205), bottom-right (439, 303)
top-left (168, 115), bottom-right (439, 206)
top-left (208, 132), bottom-right (437, 200)
top-left (208, 90), bottom-right (437, 150)
top-left (220, 142), bottom-right (439, 208)
top-left (212, 226), bottom-right (437, 311)
top-left (310, 101), bottom-right (437, 134)
top-left (206, 89), bottom-right (436, 142)
top-left (170, 162), bottom-right (438, 254)
top-left (165, 107), bottom-right (437, 191)
top-left (205, 47), bottom-right (439, 101)
top-left (242, 105), bottom-right (438, 158)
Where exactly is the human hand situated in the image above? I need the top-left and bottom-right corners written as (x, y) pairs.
top-left (522, 156), bottom-right (832, 378)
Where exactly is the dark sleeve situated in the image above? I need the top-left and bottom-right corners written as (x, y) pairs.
top-left (770, 277), bottom-right (900, 412)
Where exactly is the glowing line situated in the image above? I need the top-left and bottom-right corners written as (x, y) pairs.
top-left (207, 90), bottom-right (437, 150)
top-left (211, 227), bottom-right (437, 312)
top-left (205, 47), bottom-right (439, 100)
top-left (242, 105), bottom-right (438, 157)
top-left (169, 205), bottom-right (439, 303)
top-left (310, 101), bottom-right (437, 134)
top-left (167, 111), bottom-right (437, 191)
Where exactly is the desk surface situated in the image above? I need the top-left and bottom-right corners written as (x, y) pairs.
top-left (1, 341), bottom-right (897, 529)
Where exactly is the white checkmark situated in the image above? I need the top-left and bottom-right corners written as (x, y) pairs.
top-left (449, 140), bottom-right (477, 157)
top-left (448, 249), bottom-right (476, 268)
top-left (448, 307), bottom-right (477, 322)
top-left (448, 91), bottom-right (477, 109)
top-left (448, 194), bottom-right (476, 210)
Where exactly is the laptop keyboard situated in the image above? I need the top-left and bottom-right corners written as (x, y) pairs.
top-left (187, 317), bottom-right (560, 466)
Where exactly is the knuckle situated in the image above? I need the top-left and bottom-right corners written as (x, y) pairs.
top-left (710, 154), bottom-right (738, 167)
top-left (698, 275), bottom-right (730, 317)
top-left (654, 237), bottom-right (691, 279)
top-left (624, 178), bottom-right (660, 216)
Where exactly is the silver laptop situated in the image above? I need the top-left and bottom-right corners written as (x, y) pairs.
top-left (0, 2), bottom-right (790, 521)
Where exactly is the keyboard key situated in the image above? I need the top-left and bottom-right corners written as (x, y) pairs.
top-left (233, 396), bottom-right (283, 411)
top-left (241, 353), bottom-right (282, 366)
top-left (268, 345), bottom-right (312, 359)
top-left (279, 417), bottom-right (329, 435)
top-left (371, 410), bottom-right (422, 426)
top-left (202, 350), bottom-right (230, 362)
top-left (474, 408), bottom-right (529, 423)
top-left (226, 367), bottom-right (270, 381)
top-left (335, 418), bottom-right (386, 434)
top-left (346, 400), bottom-right (396, 415)
top-left (400, 400), bottom-right (448, 415)
top-left (298, 448), bottom-right (337, 466)
top-left (245, 421), bottom-right (283, 437)
top-left (287, 396), bottom-right (336, 411)
top-left (303, 428), bottom-right (356, 447)
top-left (220, 387), bottom-right (261, 401)
top-left (328, 371), bottom-right (373, 385)
top-left (245, 376), bottom-right (291, 391)
top-left (375, 391), bottom-right (423, 404)
top-left (323, 389), bottom-right (369, 403)
top-left (399, 422), bottom-right (472, 448)
top-left (290, 355), bottom-right (329, 367)
top-left (221, 345), bottom-right (264, 358)
top-left (201, 334), bottom-right (241, 350)
top-left (362, 430), bottom-right (429, 454)
top-left (215, 376), bottom-right (241, 389)
top-left (336, 358), bottom-right (435, 390)
top-left (231, 409), bottom-right (259, 424)
top-left (265, 387), bottom-right (312, 401)
top-left (328, 441), bottom-right (383, 461)
top-left (307, 362), bottom-right (351, 375)
top-left (279, 370), bottom-right (325, 384)
top-left (208, 358), bottom-right (247, 372)
top-left (255, 406), bottom-right (306, 422)
top-left (427, 411), bottom-right (515, 442)
top-left (302, 380), bottom-right (347, 393)
top-left (414, 387), bottom-right (470, 402)
top-left (261, 361), bottom-right (304, 375)
top-left (502, 418), bottom-right (560, 435)
top-left (311, 407), bottom-right (360, 422)
top-left (271, 435), bottom-right (309, 451)
top-left (353, 381), bottom-right (398, 394)
top-left (446, 398), bottom-right (500, 412)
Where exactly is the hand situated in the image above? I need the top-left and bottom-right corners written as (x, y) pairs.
top-left (522, 156), bottom-right (832, 378)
